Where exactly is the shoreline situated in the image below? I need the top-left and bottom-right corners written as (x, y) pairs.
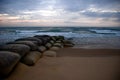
top-left (57, 48), bottom-right (120, 57)
top-left (0, 34), bottom-right (119, 80)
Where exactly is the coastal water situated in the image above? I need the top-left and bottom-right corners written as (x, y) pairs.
top-left (0, 27), bottom-right (120, 49)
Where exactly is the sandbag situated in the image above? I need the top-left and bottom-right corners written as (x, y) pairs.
top-left (49, 40), bottom-right (55, 44)
top-left (50, 36), bottom-right (56, 41)
top-left (39, 38), bottom-right (50, 45)
top-left (0, 51), bottom-right (20, 77)
top-left (27, 40), bottom-right (39, 46)
top-left (45, 43), bottom-right (52, 49)
top-left (0, 44), bottom-right (30, 57)
top-left (56, 40), bottom-right (62, 43)
top-left (34, 35), bottom-right (51, 45)
top-left (43, 50), bottom-right (56, 57)
top-left (58, 36), bottom-right (64, 40)
top-left (64, 44), bottom-right (74, 47)
top-left (50, 46), bottom-right (60, 51)
top-left (34, 35), bottom-right (50, 38)
top-left (63, 40), bottom-right (74, 44)
top-left (15, 37), bottom-right (43, 46)
top-left (15, 40), bottom-right (39, 46)
top-left (38, 46), bottom-right (47, 53)
top-left (7, 41), bottom-right (38, 51)
top-left (52, 36), bottom-right (58, 39)
top-left (21, 51), bottom-right (41, 66)
top-left (53, 43), bottom-right (63, 48)
top-left (63, 40), bottom-right (74, 47)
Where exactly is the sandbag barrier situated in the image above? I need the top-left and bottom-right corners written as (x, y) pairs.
top-left (0, 35), bottom-right (74, 78)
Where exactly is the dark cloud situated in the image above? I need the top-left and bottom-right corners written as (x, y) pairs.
top-left (58, 0), bottom-right (120, 12)
top-left (58, 0), bottom-right (89, 11)
top-left (81, 12), bottom-right (120, 18)
top-left (0, 0), bottom-right (120, 26)
top-left (59, 0), bottom-right (120, 23)
top-left (0, 0), bottom-right (43, 14)
top-left (81, 11), bottom-right (120, 23)
top-left (0, 0), bottom-right (120, 13)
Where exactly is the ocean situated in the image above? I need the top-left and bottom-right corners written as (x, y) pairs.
top-left (0, 27), bottom-right (120, 49)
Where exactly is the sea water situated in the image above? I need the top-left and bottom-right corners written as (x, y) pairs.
top-left (0, 27), bottom-right (120, 49)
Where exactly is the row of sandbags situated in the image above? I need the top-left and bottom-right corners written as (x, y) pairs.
top-left (0, 35), bottom-right (74, 78)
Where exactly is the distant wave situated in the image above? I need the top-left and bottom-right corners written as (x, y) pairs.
top-left (89, 29), bottom-right (120, 36)
top-left (89, 29), bottom-right (120, 34)
top-left (16, 30), bottom-right (45, 33)
top-left (0, 27), bottom-right (120, 46)
top-left (0, 30), bottom-right (17, 35)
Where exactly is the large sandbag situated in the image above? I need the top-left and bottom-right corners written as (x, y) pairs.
top-left (43, 50), bottom-right (56, 57)
top-left (54, 43), bottom-right (63, 48)
top-left (7, 41), bottom-right (38, 51)
top-left (56, 40), bottom-right (62, 43)
top-left (5, 62), bottom-right (29, 80)
top-left (49, 40), bottom-right (55, 44)
top-left (34, 35), bottom-right (51, 45)
top-left (34, 35), bottom-right (50, 38)
top-left (50, 36), bottom-right (56, 41)
top-left (63, 40), bottom-right (74, 44)
top-left (38, 46), bottom-right (47, 53)
top-left (58, 36), bottom-right (64, 40)
top-left (50, 46), bottom-right (60, 51)
top-left (0, 44), bottom-right (30, 57)
top-left (27, 40), bottom-right (39, 46)
top-left (39, 38), bottom-right (50, 45)
top-left (45, 43), bottom-right (52, 49)
top-left (54, 36), bottom-right (61, 40)
top-left (21, 51), bottom-right (41, 66)
top-left (0, 51), bottom-right (20, 77)
top-left (15, 40), bottom-right (39, 46)
top-left (63, 40), bottom-right (74, 47)
top-left (64, 44), bottom-right (74, 47)
top-left (15, 37), bottom-right (43, 46)
top-left (51, 36), bottom-right (64, 40)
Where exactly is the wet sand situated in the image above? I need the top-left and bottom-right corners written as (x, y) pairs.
top-left (6, 48), bottom-right (120, 80)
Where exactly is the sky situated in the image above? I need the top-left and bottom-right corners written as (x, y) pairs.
top-left (0, 0), bottom-right (120, 27)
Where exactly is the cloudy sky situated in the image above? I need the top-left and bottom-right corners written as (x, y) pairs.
top-left (0, 0), bottom-right (120, 27)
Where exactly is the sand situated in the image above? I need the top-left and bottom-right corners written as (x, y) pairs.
top-left (6, 48), bottom-right (120, 80)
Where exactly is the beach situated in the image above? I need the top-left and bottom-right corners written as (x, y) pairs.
top-left (0, 27), bottom-right (120, 80)
top-left (6, 48), bottom-right (120, 80)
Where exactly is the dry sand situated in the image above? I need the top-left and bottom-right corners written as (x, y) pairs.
top-left (6, 48), bottom-right (120, 80)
